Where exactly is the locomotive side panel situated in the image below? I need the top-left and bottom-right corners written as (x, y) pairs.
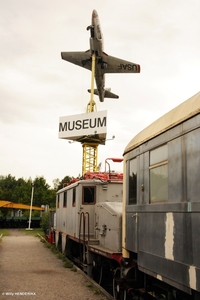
top-left (56, 187), bottom-right (77, 236)
top-left (56, 182), bottom-right (97, 239)
top-left (55, 192), bottom-right (63, 231)
top-left (55, 180), bottom-right (123, 247)
top-left (97, 181), bottom-right (123, 203)
top-left (95, 201), bottom-right (122, 252)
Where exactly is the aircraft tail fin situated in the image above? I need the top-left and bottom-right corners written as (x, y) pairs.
top-left (104, 89), bottom-right (119, 99)
top-left (88, 89), bottom-right (119, 99)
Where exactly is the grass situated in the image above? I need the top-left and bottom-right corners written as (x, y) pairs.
top-left (0, 229), bottom-right (9, 243)
top-left (0, 228), bottom-right (44, 242)
top-left (0, 229), bottom-right (10, 243)
top-left (0, 229), bottom-right (10, 236)
top-left (40, 237), bottom-right (75, 270)
top-left (63, 259), bottom-right (74, 268)
top-left (20, 228), bottom-right (44, 237)
top-left (86, 283), bottom-right (101, 295)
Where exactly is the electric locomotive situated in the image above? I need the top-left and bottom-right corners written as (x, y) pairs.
top-left (53, 158), bottom-right (123, 290)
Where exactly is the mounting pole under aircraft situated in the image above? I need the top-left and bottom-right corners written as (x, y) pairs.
top-left (86, 54), bottom-right (96, 113)
top-left (82, 54), bottom-right (99, 175)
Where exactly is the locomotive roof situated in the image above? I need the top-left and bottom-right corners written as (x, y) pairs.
top-left (124, 91), bottom-right (200, 155)
top-left (57, 177), bottom-right (123, 194)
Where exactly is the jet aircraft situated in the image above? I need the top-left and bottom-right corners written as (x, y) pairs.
top-left (61, 9), bottom-right (140, 102)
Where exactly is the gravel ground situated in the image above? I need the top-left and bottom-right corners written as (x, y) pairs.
top-left (0, 229), bottom-right (110, 300)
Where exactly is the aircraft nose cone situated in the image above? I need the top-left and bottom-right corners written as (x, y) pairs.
top-left (92, 9), bottom-right (98, 19)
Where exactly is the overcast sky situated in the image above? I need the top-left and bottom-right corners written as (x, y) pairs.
top-left (1, 0), bottom-right (200, 187)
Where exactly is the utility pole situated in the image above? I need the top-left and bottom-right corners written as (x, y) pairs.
top-left (26, 182), bottom-right (34, 230)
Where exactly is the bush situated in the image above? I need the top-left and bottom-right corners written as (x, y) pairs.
top-left (40, 211), bottom-right (50, 233)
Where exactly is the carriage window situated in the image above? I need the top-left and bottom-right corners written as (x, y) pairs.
top-left (150, 145), bottom-right (168, 203)
top-left (82, 186), bottom-right (96, 204)
top-left (63, 191), bottom-right (67, 207)
top-left (57, 194), bottom-right (60, 208)
top-left (72, 188), bottom-right (76, 207)
top-left (128, 158), bottom-right (137, 205)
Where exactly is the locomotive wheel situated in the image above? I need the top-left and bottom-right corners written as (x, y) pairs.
top-left (113, 268), bottom-right (126, 300)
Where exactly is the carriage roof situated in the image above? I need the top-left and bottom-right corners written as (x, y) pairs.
top-left (124, 92), bottom-right (200, 155)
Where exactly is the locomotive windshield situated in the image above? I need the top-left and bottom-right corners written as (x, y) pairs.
top-left (82, 186), bottom-right (96, 204)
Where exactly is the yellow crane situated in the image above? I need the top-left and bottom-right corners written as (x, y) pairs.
top-left (82, 54), bottom-right (101, 175)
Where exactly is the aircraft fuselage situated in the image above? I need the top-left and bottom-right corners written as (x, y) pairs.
top-left (89, 10), bottom-right (104, 57)
top-left (87, 10), bottom-right (106, 101)
top-left (61, 9), bottom-right (140, 102)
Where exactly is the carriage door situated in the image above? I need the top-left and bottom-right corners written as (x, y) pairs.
top-left (79, 185), bottom-right (96, 238)
top-left (126, 157), bottom-right (139, 252)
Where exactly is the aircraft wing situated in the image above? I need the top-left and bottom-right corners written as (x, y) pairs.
top-left (61, 51), bottom-right (92, 71)
top-left (61, 51), bottom-right (140, 74)
top-left (101, 53), bottom-right (140, 74)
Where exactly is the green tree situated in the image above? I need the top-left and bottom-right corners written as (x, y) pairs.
top-left (0, 175), bottom-right (56, 209)
top-left (0, 173), bottom-right (81, 212)
top-left (0, 174), bottom-right (17, 200)
top-left (32, 177), bottom-right (56, 208)
top-left (46, 189), bottom-right (56, 208)
top-left (57, 175), bottom-right (72, 190)
top-left (32, 177), bottom-right (50, 207)
top-left (12, 177), bottom-right (32, 204)
top-left (52, 178), bottom-right (60, 190)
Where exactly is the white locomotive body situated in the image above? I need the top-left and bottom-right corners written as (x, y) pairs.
top-left (54, 167), bottom-right (123, 280)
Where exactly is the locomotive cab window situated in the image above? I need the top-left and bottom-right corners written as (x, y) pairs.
top-left (57, 194), bottom-right (60, 208)
top-left (72, 188), bottom-right (76, 207)
top-left (63, 191), bottom-right (67, 207)
top-left (82, 186), bottom-right (96, 204)
top-left (128, 158), bottom-right (137, 205)
top-left (150, 144), bottom-right (168, 203)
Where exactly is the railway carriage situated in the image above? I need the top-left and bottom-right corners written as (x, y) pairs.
top-left (122, 92), bottom-right (200, 299)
